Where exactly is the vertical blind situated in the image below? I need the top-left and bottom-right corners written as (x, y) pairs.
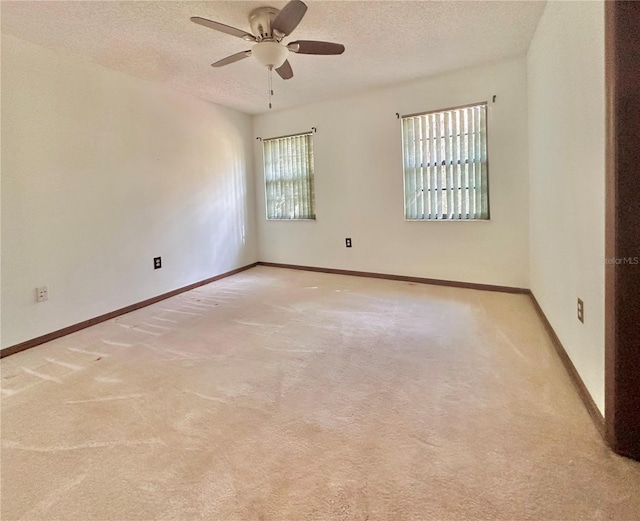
top-left (401, 103), bottom-right (489, 220)
top-left (263, 132), bottom-right (316, 220)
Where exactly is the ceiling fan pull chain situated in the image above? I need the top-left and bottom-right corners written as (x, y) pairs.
top-left (266, 67), bottom-right (270, 109)
top-left (268, 66), bottom-right (273, 109)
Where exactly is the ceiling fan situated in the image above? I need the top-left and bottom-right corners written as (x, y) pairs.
top-left (191, 0), bottom-right (345, 81)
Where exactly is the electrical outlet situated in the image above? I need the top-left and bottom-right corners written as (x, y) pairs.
top-left (577, 298), bottom-right (584, 323)
top-left (154, 257), bottom-right (162, 269)
top-left (345, 238), bottom-right (352, 248)
top-left (36, 286), bottom-right (49, 302)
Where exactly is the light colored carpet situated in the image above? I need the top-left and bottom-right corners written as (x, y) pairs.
top-left (1, 266), bottom-right (639, 520)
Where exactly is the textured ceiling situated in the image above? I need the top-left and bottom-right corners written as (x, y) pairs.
top-left (1, 1), bottom-right (546, 115)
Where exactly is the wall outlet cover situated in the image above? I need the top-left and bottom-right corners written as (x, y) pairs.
top-left (36, 286), bottom-right (49, 302)
top-left (345, 238), bottom-right (352, 248)
top-left (154, 257), bottom-right (162, 269)
top-left (577, 298), bottom-right (584, 323)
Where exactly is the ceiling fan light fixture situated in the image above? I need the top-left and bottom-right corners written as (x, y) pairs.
top-left (252, 41), bottom-right (289, 68)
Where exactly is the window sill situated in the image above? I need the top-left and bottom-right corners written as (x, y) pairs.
top-left (404, 218), bottom-right (491, 223)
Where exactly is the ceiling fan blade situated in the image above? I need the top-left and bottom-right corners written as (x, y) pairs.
top-left (191, 17), bottom-right (255, 41)
top-left (288, 40), bottom-right (345, 55)
top-left (211, 50), bottom-right (252, 68)
top-left (272, 0), bottom-right (308, 36)
top-left (276, 60), bottom-right (294, 80)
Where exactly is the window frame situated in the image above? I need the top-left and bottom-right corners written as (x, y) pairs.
top-left (262, 131), bottom-right (316, 221)
top-left (400, 101), bottom-right (491, 222)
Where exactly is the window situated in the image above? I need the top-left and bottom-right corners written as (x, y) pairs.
top-left (263, 132), bottom-right (316, 220)
top-left (401, 103), bottom-right (489, 220)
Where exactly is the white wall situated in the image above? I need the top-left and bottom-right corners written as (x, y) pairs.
top-left (253, 57), bottom-right (529, 288)
top-left (1, 34), bottom-right (257, 349)
top-left (528, 2), bottom-right (605, 413)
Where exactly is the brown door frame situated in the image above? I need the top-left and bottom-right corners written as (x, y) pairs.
top-left (605, 0), bottom-right (640, 461)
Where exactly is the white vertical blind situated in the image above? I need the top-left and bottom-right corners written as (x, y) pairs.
top-left (263, 133), bottom-right (315, 220)
top-left (402, 103), bottom-right (489, 220)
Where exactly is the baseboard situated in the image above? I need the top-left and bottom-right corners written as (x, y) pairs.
top-left (529, 292), bottom-right (605, 437)
top-left (0, 261), bottom-right (524, 358)
top-left (257, 262), bottom-right (530, 294)
top-left (0, 262), bottom-right (608, 441)
top-left (0, 262), bottom-right (258, 359)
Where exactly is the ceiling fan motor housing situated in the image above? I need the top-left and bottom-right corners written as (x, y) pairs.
top-left (249, 7), bottom-right (280, 40)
